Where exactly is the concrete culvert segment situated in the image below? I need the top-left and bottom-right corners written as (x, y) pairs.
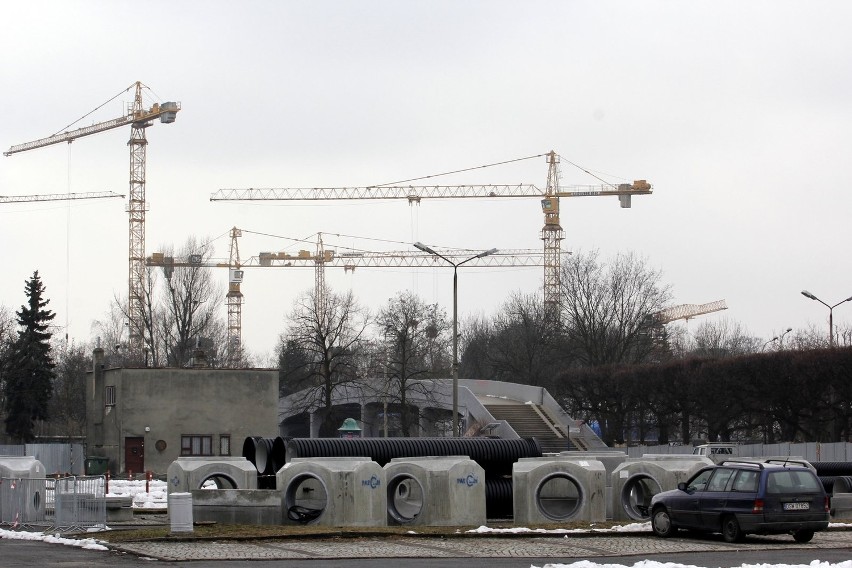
top-left (166, 457), bottom-right (259, 493)
top-left (535, 473), bottom-right (583, 520)
top-left (283, 473), bottom-right (328, 524)
top-left (610, 455), bottom-right (713, 522)
top-left (512, 457), bottom-right (607, 524)
top-left (278, 457), bottom-right (387, 527)
top-left (387, 474), bottom-right (425, 524)
top-left (620, 474), bottom-right (662, 520)
top-left (199, 474), bottom-right (239, 489)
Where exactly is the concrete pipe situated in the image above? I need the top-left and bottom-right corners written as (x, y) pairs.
top-left (513, 456), bottom-right (607, 524)
top-left (611, 455), bottom-right (713, 521)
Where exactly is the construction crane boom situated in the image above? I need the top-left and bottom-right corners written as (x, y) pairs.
top-left (4, 86), bottom-right (179, 156)
top-left (0, 191), bottom-right (124, 204)
top-left (210, 182), bottom-right (651, 202)
top-left (247, 248), bottom-right (548, 268)
top-left (655, 300), bottom-right (728, 324)
top-left (210, 151), bottom-right (651, 322)
top-left (5, 81), bottom-right (180, 355)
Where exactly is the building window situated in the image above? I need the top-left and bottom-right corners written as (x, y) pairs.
top-left (180, 435), bottom-right (213, 456)
top-left (105, 385), bottom-right (116, 406)
top-left (219, 435), bottom-right (231, 456)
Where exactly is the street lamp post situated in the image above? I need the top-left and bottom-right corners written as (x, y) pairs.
top-left (414, 242), bottom-right (498, 436)
top-left (801, 290), bottom-right (852, 347)
top-left (779, 327), bottom-right (792, 349)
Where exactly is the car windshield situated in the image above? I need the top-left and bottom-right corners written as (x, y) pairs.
top-left (766, 470), bottom-right (822, 494)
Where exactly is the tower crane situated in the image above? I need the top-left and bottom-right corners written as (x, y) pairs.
top-left (1, 191), bottom-right (124, 204)
top-left (654, 300), bottom-right (728, 324)
top-left (146, 228), bottom-right (550, 365)
top-left (210, 150), bottom-right (651, 320)
top-left (5, 81), bottom-right (180, 352)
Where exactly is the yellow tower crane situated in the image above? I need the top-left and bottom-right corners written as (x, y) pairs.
top-left (5, 81), bottom-right (180, 352)
top-left (146, 228), bottom-right (550, 365)
top-left (210, 150), bottom-right (651, 321)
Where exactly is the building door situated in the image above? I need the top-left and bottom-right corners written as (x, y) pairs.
top-left (125, 437), bottom-right (145, 474)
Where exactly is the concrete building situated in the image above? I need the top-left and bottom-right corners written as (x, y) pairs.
top-left (86, 348), bottom-right (278, 475)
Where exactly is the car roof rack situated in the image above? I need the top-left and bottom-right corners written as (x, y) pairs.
top-left (763, 458), bottom-right (810, 468)
top-left (719, 460), bottom-right (765, 469)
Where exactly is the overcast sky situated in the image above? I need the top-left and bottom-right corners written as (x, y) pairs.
top-left (2, 1), bottom-right (851, 360)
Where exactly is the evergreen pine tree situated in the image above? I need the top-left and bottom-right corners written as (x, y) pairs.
top-left (2, 271), bottom-right (56, 442)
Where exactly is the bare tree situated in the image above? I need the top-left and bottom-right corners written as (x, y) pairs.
top-left (91, 302), bottom-right (136, 367)
top-left (278, 285), bottom-right (370, 436)
top-left (689, 317), bottom-right (760, 357)
top-left (156, 238), bottom-right (225, 367)
top-left (785, 323), bottom-right (852, 351)
top-left (559, 250), bottom-right (672, 365)
top-left (374, 291), bottom-right (451, 436)
top-left (96, 237), bottom-right (228, 367)
top-left (480, 291), bottom-right (568, 387)
top-left (46, 342), bottom-right (89, 441)
top-left (459, 314), bottom-right (494, 381)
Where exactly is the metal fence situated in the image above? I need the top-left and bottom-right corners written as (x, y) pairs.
top-left (0, 444), bottom-right (85, 475)
top-left (0, 475), bottom-right (106, 532)
top-left (626, 442), bottom-right (852, 462)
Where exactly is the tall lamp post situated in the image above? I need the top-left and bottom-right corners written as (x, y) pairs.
top-left (415, 242), bottom-right (498, 436)
top-left (801, 290), bottom-right (852, 347)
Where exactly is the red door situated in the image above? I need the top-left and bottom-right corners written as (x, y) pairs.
top-left (125, 437), bottom-right (145, 474)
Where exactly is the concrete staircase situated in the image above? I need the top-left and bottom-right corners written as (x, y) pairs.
top-left (484, 403), bottom-right (572, 454)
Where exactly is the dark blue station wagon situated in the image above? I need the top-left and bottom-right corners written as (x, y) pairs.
top-left (650, 461), bottom-right (829, 543)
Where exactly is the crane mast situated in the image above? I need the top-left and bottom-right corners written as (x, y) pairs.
top-left (227, 227), bottom-right (244, 366)
top-left (541, 151), bottom-right (565, 319)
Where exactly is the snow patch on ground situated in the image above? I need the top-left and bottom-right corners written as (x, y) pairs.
top-left (533, 563), bottom-right (852, 568)
top-left (0, 527), bottom-right (108, 550)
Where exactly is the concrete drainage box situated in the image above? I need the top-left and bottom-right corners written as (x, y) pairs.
top-left (513, 456), bottom-right (607, 524)
top-left (384, 456), bottom-right (486, 527)
top-left (558, 451), bottom-right (627, 520)
top-left (0, 456), bottom-right (45, 478)
top-left (167, 457), bottom-right (258, 494)
top-left (278, 457), bottom-right (386, 527)
top-left (0, 456), bottom-right (47, 522)
top-left (611, 454), bottom-right (713, 521)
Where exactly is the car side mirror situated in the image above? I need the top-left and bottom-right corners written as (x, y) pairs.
top-left (677, 482), bottom-right (688, 492)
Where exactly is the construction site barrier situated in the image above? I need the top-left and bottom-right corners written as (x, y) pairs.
top-left (0, 475), bottom-right (106, 532)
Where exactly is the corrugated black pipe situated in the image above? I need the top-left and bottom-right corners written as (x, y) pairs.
top-left (284, 437), bottom-right (542, 477)
top-left (814, 462), bottom-right (852, 476)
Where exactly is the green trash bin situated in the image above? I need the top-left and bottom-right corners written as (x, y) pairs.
top-left (85, 456), bottom-right (110, 475)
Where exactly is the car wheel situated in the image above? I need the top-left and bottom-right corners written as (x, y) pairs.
top-left (651, 507), bottom-right (676, 538)
top-left (793, 529), bottom-right (814, 543)
top-left (721, 515), bottom-right (744, 543)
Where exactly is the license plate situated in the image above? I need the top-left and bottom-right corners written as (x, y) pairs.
top-left (783, 502), bottom-right (810, 511)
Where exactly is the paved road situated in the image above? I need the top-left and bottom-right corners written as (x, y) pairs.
top-left (4, 529), bottom-right (852, 567)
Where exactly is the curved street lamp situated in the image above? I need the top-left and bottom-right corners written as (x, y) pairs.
top-left (762, 327), bottom-right (793, 351)
top-left (801, 290), bottom-right (852, 347)
top-left (414, 242), bottom-right (498, 436)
